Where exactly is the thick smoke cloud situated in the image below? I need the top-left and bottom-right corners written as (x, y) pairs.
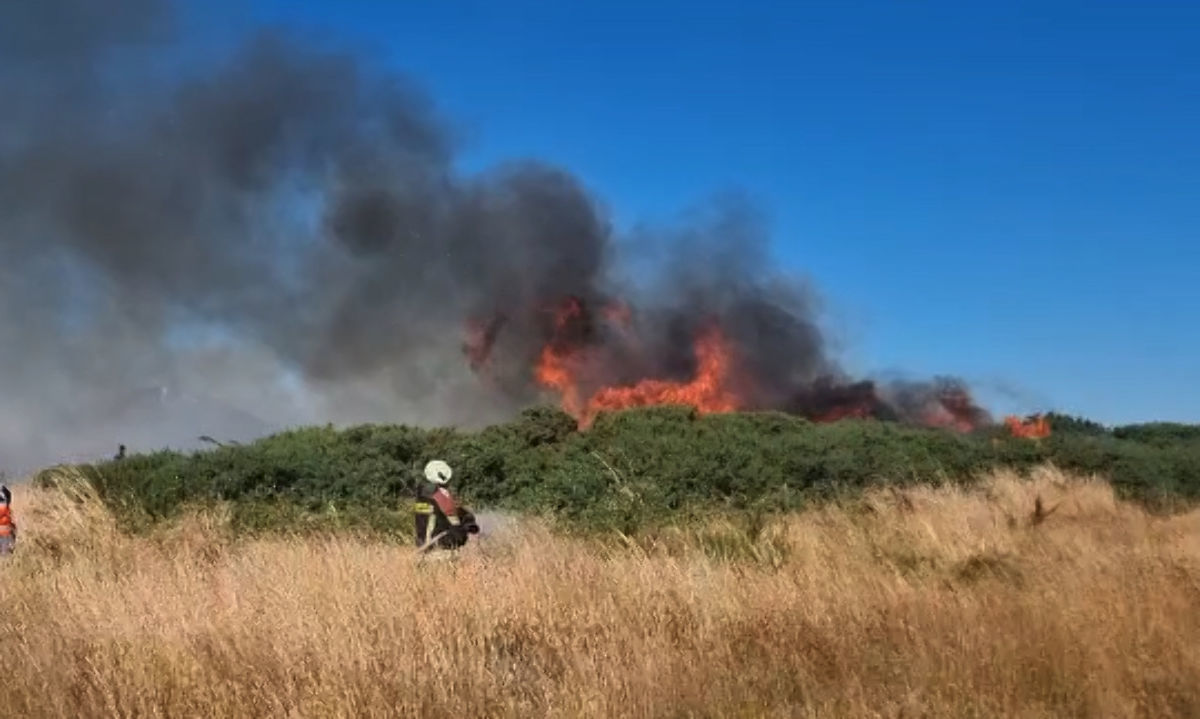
top-left (0, 0), bottom-right (984, 474)
top-left (0, 0), bottom-right (624, 472)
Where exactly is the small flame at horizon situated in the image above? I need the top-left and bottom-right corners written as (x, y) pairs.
top-left (1006, 414), bottom-right (1051, 439)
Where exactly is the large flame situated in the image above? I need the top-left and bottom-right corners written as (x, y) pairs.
top-left (470, 295), bottom-right (992, 432)
top-left (532, 297), bottom-right (588, 417)
top-left (531, 296), bottom-right (740, 428)
top-left (580, 325), bottom-right (739, 427)
top-left (534, 344), bottom-right (585, 418)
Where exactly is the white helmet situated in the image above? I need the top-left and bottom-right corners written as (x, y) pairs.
top-left (424, 460), bottom-right (452, 485)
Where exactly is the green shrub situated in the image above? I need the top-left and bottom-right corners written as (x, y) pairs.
top-left (60, 405), bottom-right (1200, 535)
top-left (1112, 422), bottom-right (1200, 446)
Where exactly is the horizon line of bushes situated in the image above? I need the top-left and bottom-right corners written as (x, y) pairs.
top-left (34, 406), bottom-right (1200, 535)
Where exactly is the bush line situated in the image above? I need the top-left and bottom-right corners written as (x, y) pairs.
top-left (34, 406), bottom-right (1200, 534)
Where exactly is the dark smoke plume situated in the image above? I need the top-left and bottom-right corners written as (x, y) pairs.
top-left (0, 0), bottom-right (986, 473)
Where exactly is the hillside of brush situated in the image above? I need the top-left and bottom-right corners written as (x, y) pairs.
top-left (5, 468), bottom-right (1200, 717)
top-left (36, 406), bottom-right (1200, 535)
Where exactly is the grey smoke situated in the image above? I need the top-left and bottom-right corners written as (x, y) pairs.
top-left (0, 0), bottom-right (985, 474)
top-left (0, 0), bottom-right (627, 472)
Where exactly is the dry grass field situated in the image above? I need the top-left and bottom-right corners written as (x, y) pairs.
top-left (1, 466), bottom-right (1198, 718)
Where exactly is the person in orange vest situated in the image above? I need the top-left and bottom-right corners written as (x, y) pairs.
top-left (0, 485), bottom-right (16, 556)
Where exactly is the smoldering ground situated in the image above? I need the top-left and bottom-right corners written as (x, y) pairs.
top-left (0, 0), bottom-right (986, 473)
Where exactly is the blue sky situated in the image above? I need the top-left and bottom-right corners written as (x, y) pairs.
top-left (218, 0), bottom-right (1196, 424)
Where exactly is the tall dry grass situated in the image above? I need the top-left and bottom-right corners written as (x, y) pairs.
top-left (1, 466), bottom-right (1198, 718)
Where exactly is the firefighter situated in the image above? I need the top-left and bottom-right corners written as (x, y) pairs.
top-left (413, 460), bottom-right (478, 552)
top-left (0, 485), bottom-right (15, 556)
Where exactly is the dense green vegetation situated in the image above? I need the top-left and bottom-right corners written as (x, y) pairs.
top-left (36, 406), bottom-right (1200, 535)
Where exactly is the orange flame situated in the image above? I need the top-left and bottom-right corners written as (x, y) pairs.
top-left (1005, 414), bottom-right (1050, 438)
top-left (514, 295), bottom-right (992, 432)
top-left (580, 325), bottom-right (739, 427)
top-left (532, 296), bottom-right (590, 416)
top-left (534, 343), bottom-right (584, 417)
top-left (531, 297), bottom-right (741, 428)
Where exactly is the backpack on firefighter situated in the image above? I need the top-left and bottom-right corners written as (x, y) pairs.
top-left (413, 460), bottom-right (479, 553)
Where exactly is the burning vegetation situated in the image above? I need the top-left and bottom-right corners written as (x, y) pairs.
top-left (466, 294), bottom-right (993, 432)
top-left (1006, 414), bottom-right (1052, 439)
